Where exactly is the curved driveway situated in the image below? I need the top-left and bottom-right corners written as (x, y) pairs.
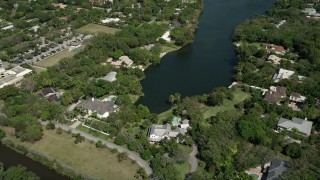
top-left (41, 122), bottom-right (153, 175)
top-left (188, 145), bottom-right (198, 173)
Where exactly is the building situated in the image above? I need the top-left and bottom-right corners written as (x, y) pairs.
top-left (148, 124), bottom-right (177, 142)
top-left (267, 55), bottom-right (281, 65)
top-left (148, 121), bottom-right (190, 142)
top-left (107, 56), bottom-right (133, 68)
top-left (0, 66), bottom-right (33, 89)
top-left (265, 44), bottom-right (287, 55)
top-left (101, 18), bottom-right (120, 24)
top-left (264, 86), bottom-right (287, 104)
top-left (99, 71), bottom-right (117, 82)
top-left (119, 56), bottom-right (133, 67)
top-left (289, 92), bottom-right (306, 103)
top-left (302, 8), bottom-right (317, 15)
top-left (77, 98), bottom-right (117, 118)
top-left (265, 159), bottom-right (288, 180)
top-left (277, 117), bottom-right (313, 136)
top-left (273, 68), bottom-right (295, 83)
top-left (40, 87), bottom-right (60, 102)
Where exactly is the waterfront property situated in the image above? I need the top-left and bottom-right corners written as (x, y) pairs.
top-left (77, 98), bottom-right (118, 118)
top-left (148, 122), bottom-right (190, 142)
top-left (277, 117), bottom-right (313, 136)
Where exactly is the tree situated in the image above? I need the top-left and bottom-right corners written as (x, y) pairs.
top-left (284, 143), bottom-right (301, 158)
top-left (135, 168), bottom-right (148, 180)
top-left (117, 152), bottom-right (128, 162)
top-left (46, 122), bottom-right (55, 130)
top-left (95, 140), bottom-right (103, 148)
top-left (114, 135), bottom-right (126, 145)
top-left (168, 93), bottom-right (181, 105)
top-left (0, 128), bottom-right (5, 140)
top-left (2, 165), bottom-right (39, 180)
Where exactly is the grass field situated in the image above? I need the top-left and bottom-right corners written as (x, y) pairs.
top-left (76, 24), bottom-right (120, 35)
top-left (35, 49), bottom-right (77, 68)
top-left (161, 45), bottom-right (180, 53)
top-left (32, 65), bottom-right (47, 73)
top-left (200, 89), bottom-right (250, 119)
top-left (3, 127), bottom-right (139, 180)
top-left (128, 94), bottom-right (140, 103)
top-left (76, 124), bottom-right (111, 141)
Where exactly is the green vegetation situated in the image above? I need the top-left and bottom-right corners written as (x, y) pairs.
top-left (76, 24), bottom-right (120, 35)
top-left (0, 86), bottom-right (64, 142)
top-left (0, 163), bottom-right (39, 180)
top-left (200, 89), bottom-right (250, 119)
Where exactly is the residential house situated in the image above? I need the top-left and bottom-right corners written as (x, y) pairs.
top-left (277, 117), bottom-right (313, 136)
top-left (264, 86), bottom-right (287, 104)
top-left (107, 56), bottom-right (133, 68)
top-left (288, 92), bottom-right (306, 111)
top-left (52, 3), bottom-right (67, 9)
top-left (273, 68), bottom-right (295, 83)
top-left (0, 66), bottom-right (32, 89)
top-left (148, 124), bottom-right (178, 142)
top-left (289, 92), bottom-right (306, 103)
top-left (40, 87), bottom-right (60, 102)
top-left (268, 55), bottom-right (282, 65)
top-left (148, 121), bottom-right (190, 142)
top-left (264, 159), bottom-right (288, 180)
top-left (302, 8), bottom-right (317, 15)
top-left (119, 56), bottom-right (133, 67)
top-left (77, 98), bottom-right (117, 118)
top-left (265, 44), bottom-right (287, 55)
top-left (101, 18), bottom-right (120, 24)
top-left (172, 117), bottom-right (190, 135)
top-left (99, 71), bottom-right (117, 82)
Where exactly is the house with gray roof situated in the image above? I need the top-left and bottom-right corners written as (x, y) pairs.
top-left (77, 98), bottom-right (117, 118)
top-left (148, 123), bottom-right (182, 142)
top-left (265, 159), bottom-right (288, 180)
top-left (277, 117), bottom-right (313, 136)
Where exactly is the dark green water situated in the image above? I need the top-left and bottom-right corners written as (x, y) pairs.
top-left (0, 144), bottom-right (69, 179)
top-left (138, 0), bottom-right (276, 113)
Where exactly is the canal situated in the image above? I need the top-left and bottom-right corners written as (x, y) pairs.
top-left (0, 143), bottom-right (69, 179)
top-left (138, 0), bottom-right (276, 113)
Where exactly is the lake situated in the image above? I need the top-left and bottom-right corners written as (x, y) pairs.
top-left (138, 0), bottom-right (276, 113)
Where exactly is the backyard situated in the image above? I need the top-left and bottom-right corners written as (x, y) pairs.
top-left (200, 89), bottom-right (250, 119)
top-left (76, 24), bottom-right (121, 35)
top-left (2, 127), bottom-right (139, 179)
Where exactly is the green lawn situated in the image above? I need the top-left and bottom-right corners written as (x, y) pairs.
top-left (2, 127), bottom-right (138, 180)
top-left (76, 23), bottom-right (120, 35)
top-left (161, 45), bottom-right (180, 53)
top-left (35, 49), bottom-right (77, 68)
top-left (158, 109), bottom-right (173, 122)
top-left (200, 90), bottom-right (250, 119)
top-left (128, 94), bottom-right (140, 103)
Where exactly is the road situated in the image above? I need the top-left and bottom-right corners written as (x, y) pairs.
top-left (188, 145), bottom-right (198, 173)
top-left (41, 121), bottom-right (153, 175)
